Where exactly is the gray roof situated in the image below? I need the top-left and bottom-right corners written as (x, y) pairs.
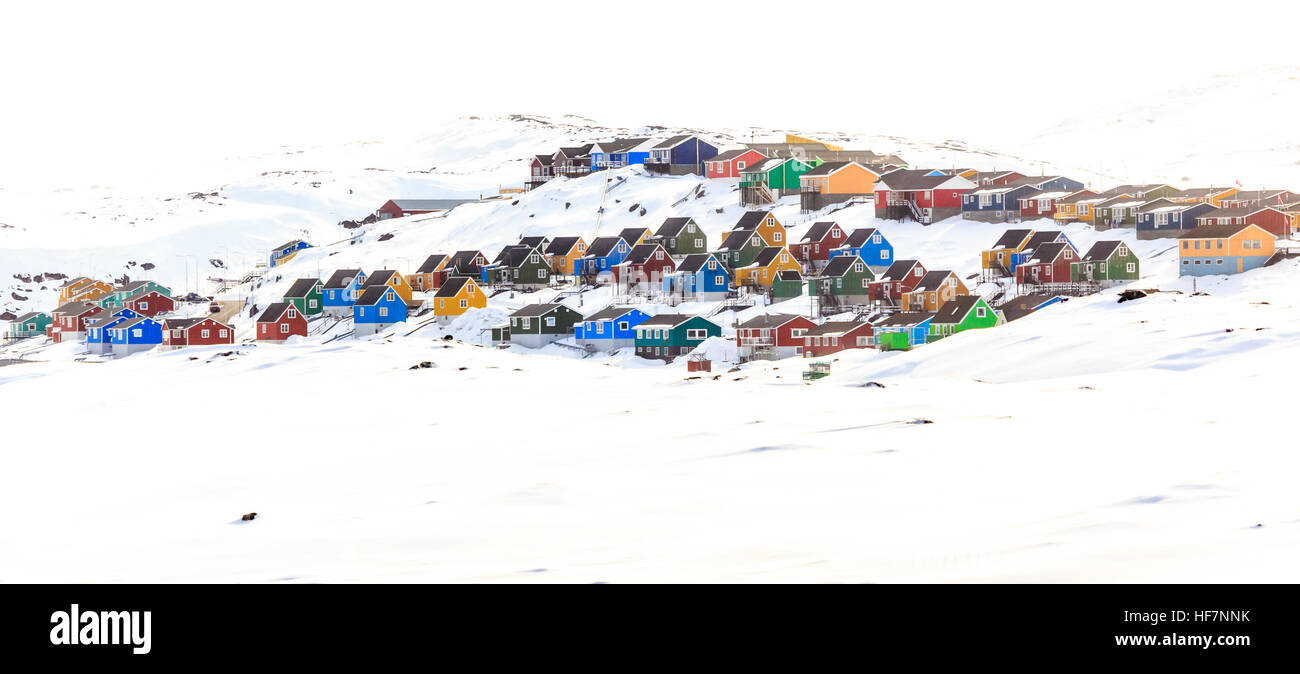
top-left (1080, 241), bottom-right (1124, 262)
top-left (879, 259), bottom-right (921, 281)
top-left (583, 236), bottom-right (625, 258)
top-left (618, 227), bottom-right (650, 243)
top-left (620, 243), bottom-right (667, 265)
top-left (991, 229), bottom-right (1034, 250)
top-left (415, 255), bottom-right (447, 274)
top-left (717, 229), bottom-right (760, 252)
top-left (910, 270), bottom-right (956, 292)
top-left (388, 199), bottom-right (476, 212)
top-left (749, 247), bottom-right (786, 268)
top-left (582, 306), bottom-right (639, 322)
top-left (711, 148), bottom-right (762, 162)
top-left (819, 254), bottom-right (867, 277)
top-left (931, 296), bottom-right (987, 325)
top-left (876, 312), bottom-right (934, 327)
top-left (736, 313), bottom-right (804, 329)
top-left (804, 320), bottom-right (870, 337)
top-left (324, 269), bottom-right (363, 288)
top-left (733, 210), bottom-right (771, 231)
top-left (651, 135), bottom-right (693, 149)
top-left (13, 311), bottom-right (47, 322)
top-left (998, 294), bottom-right (1061, 322)
top-left (356, 285), bottom-right (400, 306)
top-left (284, 278), bottom-right (321, 298)
top-left (53, 302), bottom-right (100, 316)
top-left (798, 221), bottom-right (842, 243)
top-left (544, 236), bottom-right (584, 255)
top-left (162, 317), bottom-right (204, 330)
top-left (1026, 242), bottom-right (1071, 264)
top-left (433, 276), bottom-right (472, 298)
top-left (450, 250), bottom-right (485, 271)
top-left (509, 303), bottom-right (571, 318)
top-left (1180, 223), bottom-right (1261, 239)
top-left (637, 313), bottom-right (692, 327)
top-left (364, 270), bottom-right (398, 288)
top-left (877, 169), bottom-right (965, 191)
top-left (655, 217), bottom-right (694, 237)
top-left (676, 253), bottom-right (722, 273)
top-left (841, 228), bottom-right (880, 248)
top-left (256, 302), bottom-right (295, 323)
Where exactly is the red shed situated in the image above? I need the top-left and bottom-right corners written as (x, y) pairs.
top-left (867, 259), bottom-right (927, 303)
top-left (706, 149), bottom-right (767, 179)
top-left (255, 302), bottom-right (308, 342)
top-left (790, 221), bottom-right (847, 267)
top-left (164, 316), bottom-right (234, 347)
top-left (125, 290), bottom-right (175, 317)
top-left (1016, 242), bottom-right (1077, 285)
top-left (801, 321), bottom-right (875, 357)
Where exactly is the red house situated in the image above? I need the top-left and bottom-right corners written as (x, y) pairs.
top-left (706, 148), bottom-right (766, 179)
top-left (790, 221), bottom-right (847, 269)
top-left (1194, 206), bottom-right (1291, 238)
top-left (874, 170), bottom-right (975, 224)
top-left (867, 259), bottom-right (927, 303)
top-left (1016, 242), bottom-right (1077, 285)
top-left (125, 290), bottom-right (175, 317)
top-left (163, 316), bottom-right (234, 347)
top-left (50, 302), bottom-right (103, 343)
top-left (970, 170), bottom-right (1026, 186)
top-left (1020, 190), bottom-right (1087, 219)
top-left (612, 243), bottom-right (677, 293)
top-left (255, 302), bottom-right (308, 342)
top-left (735, 313), bottom-right (817, 359)
top-left (801, 321), bottom-right (875, 357)
top-left (376, 199), bottom-right (470, 220)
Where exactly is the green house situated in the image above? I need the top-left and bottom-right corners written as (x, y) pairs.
top-left (507, 303), bottom-right (582, 348)
top-left (772, 270), bottom-right (804, 299)
top-left (649, 217), bottom-right (708, 256)
top-left (1070, 241), bottom-right (1139, 283)
top-left (928, 296), bottom-right (1000, 340)
top-left (714, 229), bottom-right (768, 269)
top-left (1093, 197), bottom-right (1157, 229)
top-left (486, 245), bottom-right (552, 288)
top-left (806, 254), bottom-right (874, 304)
top-left (8, 311), bottom-right (51, 339)
top-left (101, 280), bottom-right (172, 308)
top-left (283, 278), bottom-right (324, 316)
top-left (633, 314), bottom-right (722, 361)
top-left (740, 158), bottom-right (818, 191)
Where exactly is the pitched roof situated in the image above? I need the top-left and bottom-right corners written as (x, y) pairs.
top-left (717, 229), bottom-right (760, 251)
top-left (1080, 241), bottom-right (1124, 261)
top-left (1180, 223), bottom-right (1262, 239)
top-left (544, 236), bottom-right (583, 255)
top-left (998, 294), bottom-right (1061, 321)
top-left (876, 169), bottom-right (972, 191)
top-left (533, 154), bottom-right (554, 166)
top-left (733, 210), bottom-right (771, 231)
top-left (1026, 242), bottom-right (1071, 264)
top-left (433, 276), bottom-right (472, 298)
top-left (284, 278), bottom-right (321, 298)
top-left (676, 253), bottom-right (722, 273)
top-left (620, 244), bottom-right (667, 265)
top-left (110, 316), bottom-right (154, 333)
top-left (365, 270), bottom-right (398, 287)
top-left (53, 301), bottom-right (100, 316)
top-left (736, 313), bottom-right (803, 329)
top-left (990, 229), bottom-right (1034, 250)
top-left (651, 135), bottom-right (694, 149)
top-left (799, 160), bottom-right (876, 177)
top-left (1196, 207), bottom-right (1249, 219)
top-left (750, 247), bottom-right (787, 267)
top-left (931, 296), bottom-right (987, 325)
top-left (509, 303), bottom-right (570, 318)
top-left (356, 285), bottom-right (400, 306)
top-left (583, 236), bottom-right (625, 258)
top-left (618, 227), bottom-right (650, 243)
top-left (582, 306), bottom-right (639, 322)
top-left (654, 217), bottom-right (694, 237)
top-left (804, 320), bottom-right (869, 337)
top-left (415, 255), bottom-right (447, 274)
top-left (162, 317), bottom-right (204, 330)
top-left (820, 254), bottom-right (866, 277)
top-left (637, 313), bottom-right (692, 327)
top-left (496, 245), bottom-right (539, 269)
top-left (775, 269), bottom-right (802, 281)
top-left (449, 250), bottom-right (485, 269)
top-left (116, 280), bottom-right (154, 293)
top-left (910, 270), bottom-right (956, 292)
top-left (711, 148), bottom-right (762, 162)
top-left (798, 221), bottom-right (841, 243)
top-left (742, 158), bottom-right (786, 174)
top-left (1022, 231), bottom-right (1063, 251)
top-left (879, 259), bottom-right (921, 281)
top-left (388, 199), bottom-right (475, 211)
top-left (518, 235), bottom-right (549, 249)
top-left (594, 137), bottom-right (649, 153)
top-left (876, 312), bottom-right (933, 327)
top-left (13, 311), bottom-right (46, 322)
top-left (256, 302), bottom-right (295, 323)
top-left (1177, 187), bottom-right (1234, 198)
top-left (273, 240), bottom-right (307, 252)
top-left (841, 227), bottom-right (880, 248)
top-left (323, 268), bottom-right (363, 288)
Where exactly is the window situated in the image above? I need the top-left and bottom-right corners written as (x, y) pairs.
top-left (537, 269), bottom-right (545, 278)
top-left (1119, 247), bottom-right (1128, 257)
top-left (914, 268), bottom-right (922, 277)
top-left (287, 308), bottom-right (297, 318)
top-left (379, 307), bottom-right (389, 317)
top-left (707, 260), bottom-right (716, 270)
top-left (201, 329), bottom-right (210, 338)
top-left (1182, 241), bottom-right (1189, 249)
top-left (736, 161), bottom-right (745, 170)
top-left (854, 262), bottom-right (864, 272)
top-left (686, 328), bottom-right (706, 340)
top-left (1126, 263), bottom-right (1136, 273)
top-left (1244, 239), bottom-right (1262, 249)
top-left (618, 321), bottom-right (629, 331)
top-left (1215, 259), bottom-right (1223, 265)
top-left (694, 238), bottom-right (703, 248)
top-left (774, 232), bottom-right (782, 242)
top-left (522, 317), bottom-right (530, 329)
top-left (715, 275), bottom-right (725, 285)
top-left (219, 330), bottom-right (228, 338)
top-left (261, 324), bottom-right (268, 334)
top-left (976, 307), bottom-right (987, 318)
top-left (140, 302), bottom-right (148, 310)
top-left (438, 299), bottom-right (445, 308)
top-left (309, 299), bottom-right (318, 308)
top-left (948, 277), bottom-right (956, 287)
top-left (545, 317), bottom-right (556, 327)
top-left (280, 324), bottom-right (289, 334)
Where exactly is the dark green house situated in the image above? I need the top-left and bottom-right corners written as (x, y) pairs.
top-left (807, 254), bottom-right (874, 306)
top-left (485, 245), bottom-right (551, 288)
top-left (714, 229), bottom-right (767, 269)
top-left (649, 217), bottom-right (708, 256)
top-left (1070, 241), bottom-right (1139, 284)
top-left (507, 303), bottom-right (582, 348)
top-left (928, 296), bottom-right (1000, 340)
top-left (8, 311), bottom-right (51, 339)
top-left (771, 270), bottom-right (804, 300)
top-left (633, 314), bottom-right (722, 361)
top-left (283, 278), bottom-right (324, 316)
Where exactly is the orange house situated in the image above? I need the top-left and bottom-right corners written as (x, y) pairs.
top-left (544, 236), bottom-right (587, 275)
top-left (57, 277), bottom-right (95, 302)
top-left (735, 247), bottom-right (801, 288)
top-left (68, 281), bottom-right (114, 305)
top-left (799, 161), bottom-right (882, 211)
top-left (731, 210), bottom-right (787, 247)
top-left (617, 228), bottom-right (652, 247)
top-left (410, 254), bottom-right (449, 292)
top-left (432, 276), bottom-right (486, 317)
top-left (900, 270), bottom-right (969, 312)
top-left (362, 270), bottom-right (412, 303)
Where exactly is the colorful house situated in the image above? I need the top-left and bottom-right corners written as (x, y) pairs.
top-left (103, 281), bottom-right (171, 309)
top-left (507, 303), bottom-right (583, 349)
top-left (1135, 202), bottom-right (1215, 239)
top-left (162, 316), bottom-right (234, 348)
top-left (771, 270), bottom-right (805, 300)
top-left (107, 316), bottom-right (163, 357)
top-left (981, 229), bottom-right (1034, 277)
top-left (648, 217), bottom-right (707, 256)
top-left (740, 157), bottom-right (816, 206)
top-left (612, 243), bottom-right (677, 295)
top-left (50, 302), bottom-right (103, 343)
top-left (1095, 197), bottom-right (1171, 230)
top-left (85, 309), bottom-right (139, 355)
top-left (929, 296), bottom-right (1001, 341)
top-left (482, 245), bottom-right (551, 289)
top-left (808, 254), bottom-right (875, 307)
top-left (1071, 241), bottom-right (1140, 284)
top-left (432, 276), bottom-right (486, 318)
top-left (256, 302), bottom-right (308, 342)
top-left (731, 210), bottom-right (787, 247)
top-left (1016, 242), bottom-right (1079, 286)
top-left (375, 199), bottom-right (474, 220)
top-left (269, 240), bottom-right (311, 268)
top-left (1015, 175), bottom-right (1086, 192)
top-left (1053, 191), bottom-right (1103, 223)
top-left (801, 321), bottom-right (876, 357)
top-left (7, 311), bottom-right (51, 340)
top-left (874, 312), bottom-right (933, 351)
top-left (874, 170), bottom-right (975, 224)
top-left (644, 135), bottom-right (719, 175)
top-left (1172, 187), bottom-right (1238, 206)
top-left (577, 236), bottom-right (632, 279)
top-left (868, 259), bottom-right (928, 305)
top-left (283, 278), bottom-right (324, 316)
top-left (354, 285), bottom-right (417, 336)
top-left (1218, 190), bottom-right (1300, 210)
top-left (57, 278), bottom-right (94, 303)
top-left (1099, 184), bottom-right (1181, 200)
top-left (573, 306), bottom-right (652, 352)
top-left (789, 221), bottom-right (848, 270)
top-left (900, 270), bottom-right (969, 313)
top-left (553, 144), bottom-right (594, 178)
top-left (969, 171), bottom-right (1027, 186)
top-left (735, 247), bottom-right (801, 289)
top-left (617, 227), bottom-right (653, 247)
top-left (633, 315), bottom-right (722, 361)
top-left (715, 229), bottom-right (769, 270)
top-left (1178, 224), bottom-right (1275, 276)
top-left (735, 313), bottom-right (817, 360)
top-left (526, 154), bottom-right (554, 189)
top-left (1193, 206), bottom-right (1293, 238)
top-left (797, 161), bottom-right (881, 211)
top-left (120, 290), bottom-right (174, 318)
top-left (828, 228), bottom-right (894, 272)
top-left (706, 148), bottom-right (766, 179)
top-left (410, 256), bottom-right (447, 292)
top-left (543, 237), bottom-right (588, 275)
top-left (590, 138), bottom-right (651, 170)
top-left (1019, 190), bottom-right (1080, 220)
top-left (448, 250), bottom-right (489, 279)
top-left (360, 270), bottom-right (412, 303)
top-left (663, 253), bottom-right (732, 302)
top-left (961, 183), bottom-right (1041, 222)
top-left (66, 280), bottom-right (114, 306)
top-left (322, 269), bottom-right (367, 317)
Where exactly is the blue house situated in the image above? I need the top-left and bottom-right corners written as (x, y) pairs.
top-left (961, 184), bottom-right (1041, 221)
top-left (108, 316), bottom-right (162, 357)
top-left (590, 138), bottom-right (654, 170)
top-left (875, 312), bottom-right (932, 350)
top-left (573, 306), bottom-right (651, 352)
top-left (1136, 202), bottom-right (1215, 238)
top-left (1019, 175), bottom-right (1086, 191)
top-left (577, 236), bottom-right (632, 278)
top-left (353, 285), bottom-right (410, 337)
top-left (85, 308), bottom-right (140, 355)
top-left (663, 253), bottom-right (732, 301)
top-left (645, 135), bottom-right (719, 175)
top-left (270, 240), bottom-right (312, 268)
top-left (828, 228), bottom-right (894, 272)
top-left (321, 268), bottom-right (367, 317)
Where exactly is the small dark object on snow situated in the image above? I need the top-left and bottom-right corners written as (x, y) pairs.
top-left (1117, 289), bottom-right (1146, 303)
top-left (638, 207), bottom-right (646, 216)
top-left (378, 233), bottom-right (394, 242)
top-left (1256, 327), bottom-right (1269, 331)
top-left (241, 512), bottom-right (258, 521)
top-left (860, 381), bottom-right (886, 388)
top-left (140, 262), bottom-right (155, 270)
top-left (1225, 328), bottom-right (1234, 332)
top-left (529, 213), bottom-right (535, 218)
top-left (1255, 523), bottom-right (1264, 528)
top-left (908, 418), bottom-right (934, 425)
top-left (564, 202), bottom-right (571, 209)
top-left (442, 335), bottom-right (454, 341)
top-left (217, 351), bottom-right (234, 357)
top-left (727, 366), bottom-right (741, 373)
top-left (410, 361), bottom-right (434, 370)
top-left (1079, 385), bottom-right (1094, 390)
top-left (511, 199), bottom-right (519, 206)
top-left (712, 374), bottom-right (721, 380)
top-left (683, 376), bottom-right (701, 381)
top-left (458, 366), bottom-right (468, 371)
top-left (628, 203), bottom-right (639, 212)
top-left (188, 356), bottom-right (198, 361)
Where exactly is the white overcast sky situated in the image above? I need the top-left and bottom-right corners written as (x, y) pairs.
top-left (2, 0), bottom-right (1297, 187)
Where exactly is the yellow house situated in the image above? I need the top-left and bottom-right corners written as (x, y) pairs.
top-left (69, 281), bottom-right (114, 304)
top-left (617, 228), bottom-right (652, 247)
top-left (900, 270), bottom-right (969, 313)
top-left (57, 277), bottom-right (94, 303)
top-left (981, 229), bottom-right (1034, 274)
top-left (1054, 192), bottom-right (1103, 223)
top-left (432, 276), bottom-right (485, 317)
top-left (363, 270), bottom-right (412, 303)
top-left (735, 247), bottom-right (801, 287)
top-left (410, 254), bottom-right (449, 292)
top-left (1172, 187), bottom-right (1238, 206)
top-left (732, 210), bottom-right (787, 247)
top-left (784, 133), bottom-right (843, 151)
top-left (544, 236), bottom-right (587, 275)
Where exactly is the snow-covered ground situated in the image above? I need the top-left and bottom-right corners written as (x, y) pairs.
top-left (3, 109), bottom-right (1300, 583)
